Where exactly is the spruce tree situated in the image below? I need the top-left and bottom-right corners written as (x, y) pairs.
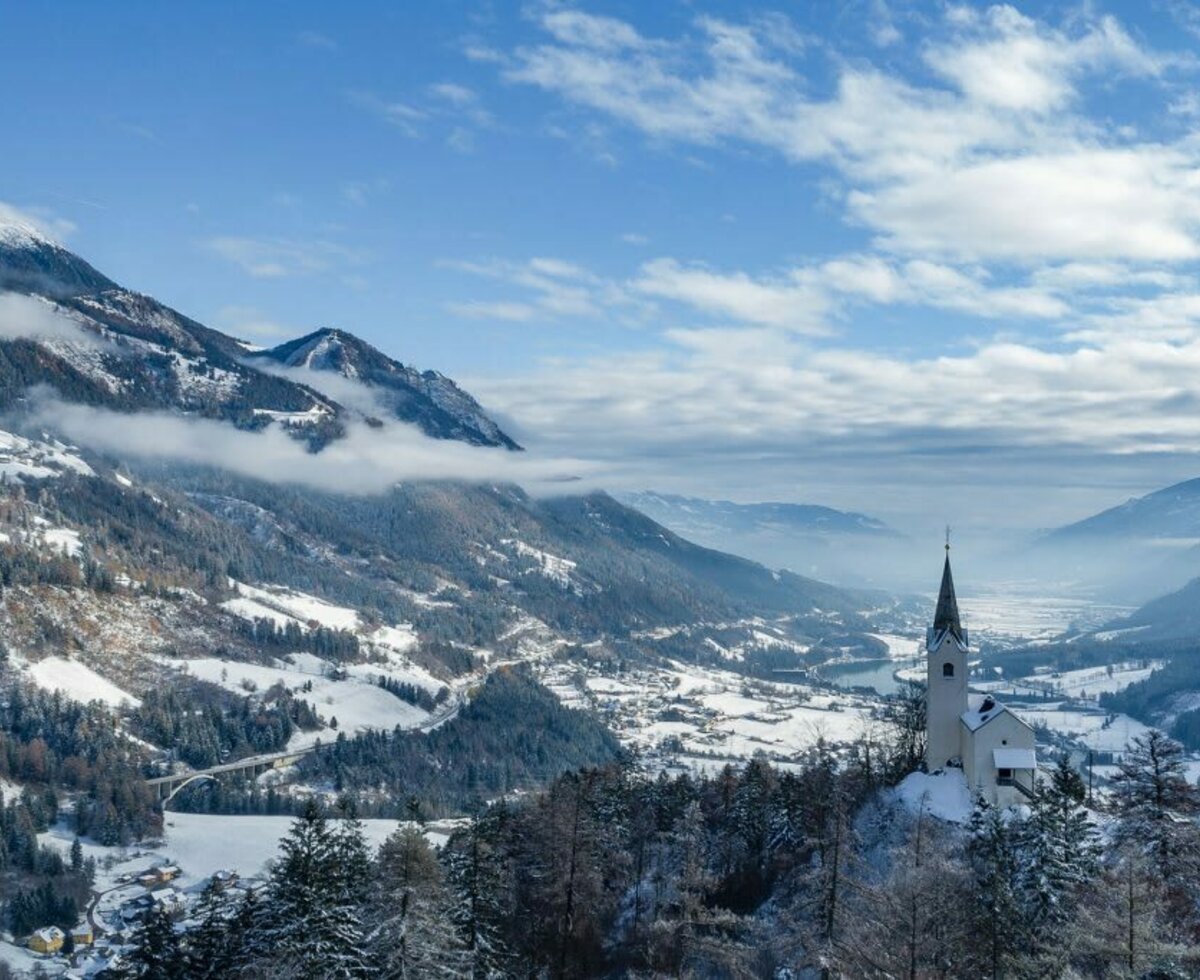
top-left (254, 799), bottom-right (371, 980)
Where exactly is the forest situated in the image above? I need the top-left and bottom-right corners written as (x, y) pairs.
top-left (107, 722), bottom-right (1200, 979)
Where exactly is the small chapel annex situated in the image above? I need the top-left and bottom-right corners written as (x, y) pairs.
top-left (924, 544), bottom-right (1037, 806)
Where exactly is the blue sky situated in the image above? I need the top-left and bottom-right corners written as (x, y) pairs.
top-left (5, 1), bottom-right (1200, 534)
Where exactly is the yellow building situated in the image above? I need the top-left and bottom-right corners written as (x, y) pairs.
top-left (70, 924), bottom-right (94, 947)
top-left (28, 926), bottom-right (65, 954)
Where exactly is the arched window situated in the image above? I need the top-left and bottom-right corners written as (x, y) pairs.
top-left (942, 662), bottom-right (955, 678)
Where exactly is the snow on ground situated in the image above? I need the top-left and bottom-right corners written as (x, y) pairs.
top-left (957, 588), bottom-right (1133, 644)
top-left (222, 581), bottom-right (360, 631)
top-left (39, 812), bottom-right (468, 895)
top-left (220, 594), bottom-right (307, 630)
top-left (501, 538), bottom-right (580, 589)
top-left (893, 769), bottom-right (973, 823)
top-left (41, 526), bottom-right (82, 556)
top-left (0, 427), bottom-right (94, 482)
top-left (549, 659), bottom-right (879, 768)
top-left (975, 662), bottom-right (1162, 701)
top-left (24, 655), bottom-right (141, 708)
top-left (869, 632), bottom-right (922, 659)
top-left (0, 940), bottom-right (64, 977)
top-left (176, 657), bottom-right (428, 745)
top-left (1020, 704), bottom-right (1152, 756)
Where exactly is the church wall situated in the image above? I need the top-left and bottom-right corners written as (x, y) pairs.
top-left (925, 632), bottom-right (968, 770)
top-left (963, 711), bottom-right (1036, 806)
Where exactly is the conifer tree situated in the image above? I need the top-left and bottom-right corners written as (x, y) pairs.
top-left (370, 825), bottom-right (467, 978)
top-left (255, 800), bottom-right (371, 980)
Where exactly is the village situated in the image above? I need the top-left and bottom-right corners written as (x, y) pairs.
top-left (3, 856), bottom-right (259, 977)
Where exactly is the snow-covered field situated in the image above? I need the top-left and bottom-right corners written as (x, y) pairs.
top-left (174, 656), bottom-right (430, 746)
top-left (23, 654), bottom-right (141, 708)
top-left (38, 812), bottom-right (464, 895)
top-left (545, 660), bottom-right (880, 768)
top-left (976, 661), bottom-right (1161, 700)
top-left (1020, 704), bottom-right (1152, 755)
top-left (221, 580), bottom-right (361, 631)
top-left (957, 588), bottom-right (1133, 644)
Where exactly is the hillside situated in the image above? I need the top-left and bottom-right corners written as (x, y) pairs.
top-left (0, 221), bottom-right (515, 449)
top-left (0, 224), bottom-right (896, 839)
top-left (618, 490), bottom-right (904, 587)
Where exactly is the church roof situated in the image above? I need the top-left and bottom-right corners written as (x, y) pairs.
top-left (961, 694), bottom-right (1035, 734)
top-left (933, 552), bottom-right (965, 644)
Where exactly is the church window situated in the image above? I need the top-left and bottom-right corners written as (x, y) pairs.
top-left (942, 662), bottom-right (954, 678)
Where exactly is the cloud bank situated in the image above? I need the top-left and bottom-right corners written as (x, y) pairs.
top-left (32, 396), bottom-right (594, 496)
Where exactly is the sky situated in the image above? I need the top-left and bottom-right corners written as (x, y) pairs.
top-left (4, 0), bottom-right (1200, 538)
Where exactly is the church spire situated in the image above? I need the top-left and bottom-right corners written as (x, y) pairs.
top-left (933, 539), bottom-right (965, 644)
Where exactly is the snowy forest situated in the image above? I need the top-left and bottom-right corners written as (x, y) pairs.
top-left (99, 723), bottom-right (1200, 979)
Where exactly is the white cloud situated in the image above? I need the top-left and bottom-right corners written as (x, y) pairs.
top-left (503, 6), bottom-right (1200, 264)
top-left (445, 251), bottom-right (1070, 333)
top-left (205, 236), bottom-right (366, 279)
top-left (347, 91), bottom-right (426, 137)
top-left (443, 256), bottom-right (640, 323)
top-left (923, 7), bottom-right (1161, 113)
top-left (34, 396), bottom-right (592, 495)
top-left (0, 292), bottom-right (97, 343)
top-left (296, 30), bottom-right (338, 51)
top-left (215, 305), bottom-right (296, 342)
top-left (473, 327), bottom-right (1200, 465)
top-left (633, 258), bottom-right (831, 333)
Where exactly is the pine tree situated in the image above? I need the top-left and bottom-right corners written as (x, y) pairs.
top-left (370, 826), bottom-right (468, 978)
top-left (444, 806), bottom-right (512, 979)
top-left (1111, 730), bottom-right (1200, 888)
top-left (115, 905), bottom-right (188, 979)
top-left (254, 800), bottom-right (371, 980)
top-left (967, 798), bottom-right (1023, 980)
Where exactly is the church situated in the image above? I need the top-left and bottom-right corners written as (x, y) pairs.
top-left (924, 545), bottom-right (1038, 806)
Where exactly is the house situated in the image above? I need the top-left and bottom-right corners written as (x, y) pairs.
top-left (136, 872), bottom-right (160, 889)
top-left (150, 887), bottom-right (188, 918)
top-left (153, 864), bottom-right (181, 882)
top-left (70, 923), bottom-right (93, 947)
top-left (28, 925), bottom-right (65, 954)
top-left (211, 869), bottom-right (239, 892)
top-left (924, 546), bottom-right (1038, 807)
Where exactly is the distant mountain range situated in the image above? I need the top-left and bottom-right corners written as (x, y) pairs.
top-left (1029, 477), bottom-right (1200, 602)
top-left (1044, 478), bottom-right (1200, 543)
top-left (618, 490), bottom-right (904, 587)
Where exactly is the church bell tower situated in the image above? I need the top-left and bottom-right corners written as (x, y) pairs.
top-left (925, 541), bottom-right (969, 771)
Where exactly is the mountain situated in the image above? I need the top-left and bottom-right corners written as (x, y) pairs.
top-left (0, 222), bottom-right (515, 449)
top-left (1029, 477), bottom-right (1200, 601)
top-left (247, 327), bottom-right (520, 449)
top-left (618, 490), bottom-right (903, 588)
top-left (1045, 477), bottom-right (1200, 542)
top-left (0, 222), bottom-right (889, 688)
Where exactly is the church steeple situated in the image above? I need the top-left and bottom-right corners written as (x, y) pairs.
top-left (933, 549), bottom-right (965, 645)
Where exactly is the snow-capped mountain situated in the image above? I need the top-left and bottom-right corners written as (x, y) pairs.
top-left (0, 218), bottom-right (892, 704)
top-left (0, 222), bottom-right (515, 449)
top-left (248, 328), bottom-right (520, 449)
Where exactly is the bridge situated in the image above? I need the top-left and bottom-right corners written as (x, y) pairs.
top-left (146, 744), bottom-right (322, 803)
top-left (146, 690), bottom-right (463, 805)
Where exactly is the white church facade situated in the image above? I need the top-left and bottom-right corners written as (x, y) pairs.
top-left (924, 547), bottom-right (1037, 807)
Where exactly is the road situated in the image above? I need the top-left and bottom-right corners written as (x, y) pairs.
top-left (146, 689), bottom-right (463, 798)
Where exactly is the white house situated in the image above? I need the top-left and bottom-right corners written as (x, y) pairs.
top-left (924, 546), bottom-right (1037, 806)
